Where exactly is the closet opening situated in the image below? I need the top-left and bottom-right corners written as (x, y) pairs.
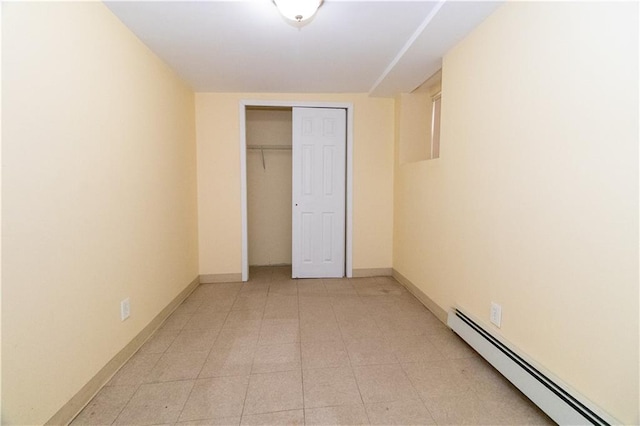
top-left (240, 100), bottom-right (354, 282)
top-left (245, 107), bottom-right (293, 272)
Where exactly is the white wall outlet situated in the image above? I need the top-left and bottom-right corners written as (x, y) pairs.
top-left (490, 302), bottom-right (502, 328)
top-left (120, 298), bottom-right (130, 321)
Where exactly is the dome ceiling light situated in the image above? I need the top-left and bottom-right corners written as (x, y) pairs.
top-left (274, 0), bottom-right (323, 23)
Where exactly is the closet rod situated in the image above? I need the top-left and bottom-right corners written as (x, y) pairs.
top-left (246, 145), bottom-right (292, 150)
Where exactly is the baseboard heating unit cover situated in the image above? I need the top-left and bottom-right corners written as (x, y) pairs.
top-left (447, 308), bottom-right (617, 425)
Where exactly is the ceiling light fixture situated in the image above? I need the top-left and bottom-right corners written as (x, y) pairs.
top-left (274, 0), bottom-right (322, 23)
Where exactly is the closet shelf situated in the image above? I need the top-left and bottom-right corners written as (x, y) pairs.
top-left (247, 145), bottom-right (292, 150)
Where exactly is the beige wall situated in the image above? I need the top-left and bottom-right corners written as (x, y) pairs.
top-left (197, 93), bottom-right (394, 275)
top-left (246, 108), bottom-right (293, 265)
top-left (393, 2), bottom-right (638, 423)
top-left (397, 92), bottom-right (431, 164)
top-left (2, 3), bottom-right (198, 424)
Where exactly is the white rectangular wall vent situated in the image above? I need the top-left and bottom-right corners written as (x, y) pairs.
top-left (447, 308), bottom-right (617, 426)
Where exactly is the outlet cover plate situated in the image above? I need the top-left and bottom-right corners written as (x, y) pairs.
top-left (490, 302), bottom-right (502, 328)
top-left (121, 298), bottom-right (130, 321)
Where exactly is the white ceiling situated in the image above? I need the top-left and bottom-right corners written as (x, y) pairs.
top-left (105, 0), bottom-right (503, 97)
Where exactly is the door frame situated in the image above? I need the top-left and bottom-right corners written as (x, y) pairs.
top-left (239, 100), bottom-right (354, 282)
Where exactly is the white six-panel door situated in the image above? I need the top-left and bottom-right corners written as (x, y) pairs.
top-left (292, 107), bottom-right (346, 278)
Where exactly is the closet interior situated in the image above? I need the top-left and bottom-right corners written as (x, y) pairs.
top-left (246, 107), bottom-right (293, 268)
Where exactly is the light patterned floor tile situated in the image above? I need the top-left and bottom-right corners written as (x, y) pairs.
top-left (179, 376), bottom-right (249, 422)
top-left (365, 399), bottom-right (435, 425)
top-left (240, 410), bottom-right (304, 425)
top-left (199, 344), bottom-right (256, 378)
top-left (232, 294), bottom-right (268, 311)
top-left (177, 417), bottom-right (240, 425)
top-left (402, 359), bottom-right (473, 400)
top-left (167, 328), bottom-right (219, 353)
top-left (353, 364), bottom-right (418, 403)
top-left (114, 381), bottom-right (193, 425)
top-left (71, 385), bottom-right (136, 425)
top-left (422, 391), bottom-right (490, 425)
top-left (304, 404), bottom-right (370, 425)
top-left (301, 340), bottom-right (350, 369)
top-left (214, 326), bottom-right (261, 347)
top-left (302, 366), bottom-right (362, 409)
top-left (252, 342), bottom-right (300, 373)
top-left (385, 333), bottom-right (444, 363)
top-left (345, 337), bottom-right (397, 366)
top-left (145, 351), bottom-right (208, 383)
top-left (258, 319), bottom-right (300, 345)
top-left (243, 370), bottom-right (303, 415)
top-left (427, 327), bottom-right (477, 359)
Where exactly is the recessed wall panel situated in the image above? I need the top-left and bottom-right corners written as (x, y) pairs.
top-left (322, 213), bottom-right (333, 262)
top-left (323, 118), bottom-right (336, 137)
top-left (302, 212), bottom-right (313, 263)
top-left (323, 146), bottom-right (334, 196)
top-left (303, 118), bottom-right (313, 135)
top-left (302, 145), bottom-right (312, 195)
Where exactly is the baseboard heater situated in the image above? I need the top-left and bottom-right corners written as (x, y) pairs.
top-left (447, 308), bottom-right (616, 425)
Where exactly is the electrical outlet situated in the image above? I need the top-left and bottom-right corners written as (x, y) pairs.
top-left (490, 302), bottom-right (502, 328)
top-left (120, 298), bottom-right (130, 321)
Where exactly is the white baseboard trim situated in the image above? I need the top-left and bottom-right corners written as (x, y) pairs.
top-left (48, 275), bottom-right (200, 426)
top-left (392, 269), bottom-right (447, 324)
top-left (200, 273), bottom-right (242, 283)
top-left (352, 267), bottom-right (393, 278)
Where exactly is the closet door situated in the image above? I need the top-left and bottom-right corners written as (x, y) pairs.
top-left (292, 107), bottom-right (346, 278)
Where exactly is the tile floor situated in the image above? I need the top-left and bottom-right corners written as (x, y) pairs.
top-left (71, 266), bottom-right (554, 426)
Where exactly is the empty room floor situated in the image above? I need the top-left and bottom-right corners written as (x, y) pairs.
top-left (71, 266), bottom-right (554, 425)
